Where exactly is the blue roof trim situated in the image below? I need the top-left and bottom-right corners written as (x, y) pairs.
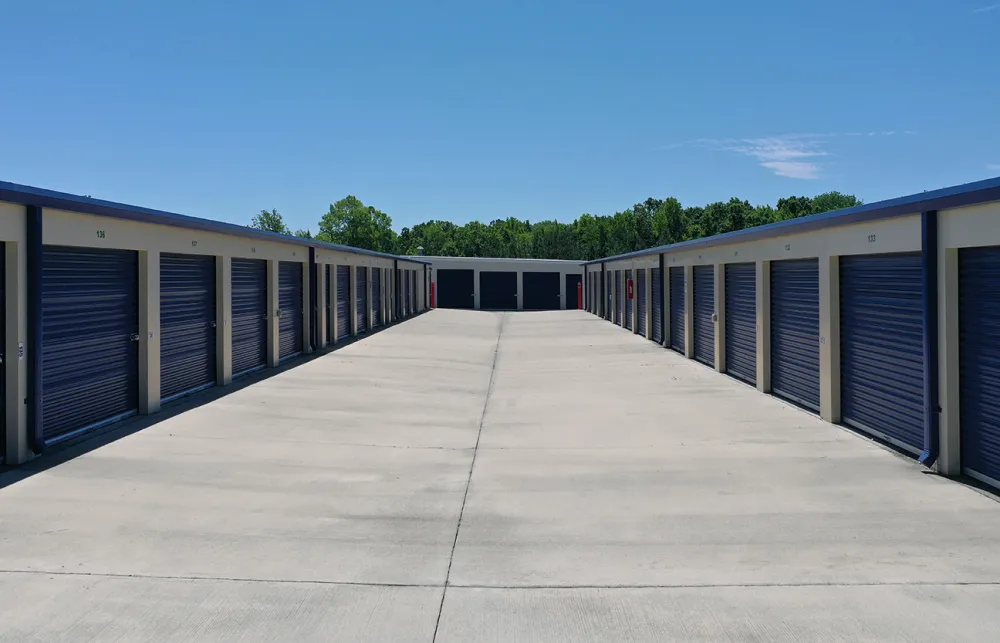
top-left (584, 176), bottom-right (1000, 265)
top-left (0, 180), bottom-right (430, 265)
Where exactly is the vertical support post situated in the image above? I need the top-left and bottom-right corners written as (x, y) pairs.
top-left (138, 250), bottom-right (161, 415)
top-left (714, 263), bottom-right (725, 372)
top-left (350, 265), bottom-right (359, 336)
top-left (302, 260), bottom-right (312, 354)
top-left (217, 255), bottom-right (232, 385)
top-left (4, 232), bottom-right (29, 464)
top-left (684, 265), bottom-right (694, 358)
top-left (25, 205), bottom-right (43, 453)
top-left (756, 260), bottom-right (771, 393)
top-left (473, 268), bottom-right (481, 310)
top-left (516, 271), bottom-right (524, 310)
top-left (316, 261), bottom-right (327, 349)
top-left (560, 270), bottom-right (567, 310)
top-left (662, 260), bottom-right (671, 345)
top-left (938, 246), bottom-right (960, 474)
top-left (819, 255), bottom-right (840, 423)
top-left (266, 260), bottom-right (279, 367)
top-left (920, 211), bottom-right (941, 468)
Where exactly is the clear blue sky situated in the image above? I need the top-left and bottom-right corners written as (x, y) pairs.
top-left (2, 1), bottom-right (998, 233)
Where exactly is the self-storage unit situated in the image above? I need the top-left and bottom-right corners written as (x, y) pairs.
top-left (693, 265), bottom-right (714, 367)
top-left (336, 265), bottom-right (351, 340)
top-left (839, 253), bottom-right (924, 453)
top-left (160, 253), bottom-right (217, 401)
top-left (232, 258), bottom-right (267, 377)
top-left (669, 266), bottom-right (685, 354)
top-left (0, 180), bottom-right (428, 465)
top-left (41, 246), bottom-right (140, 444)
top-left (958, 246), bottom-right (1000, 486)
top-left (371, 267), bottom-right (382, 328)
top-left (278, 261), bottom-right (304, 359)
top-left (725, 263), bottom-right (756, 385)
top-left (770, 258), bottom-right (820, 411)
top-left (582, 175), bottom-right (1000, 486)
top-left (426, 257), bottom-right (583, 312)
top-left (651, 267), bottom-right (662, 344)
top-left (355, 266), bottom-right (369, 333)
top-left (624, 270), bottom-right (634, 330)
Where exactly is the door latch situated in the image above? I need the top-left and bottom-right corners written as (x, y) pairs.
top-left (130, 333), bottom-right (140, 342)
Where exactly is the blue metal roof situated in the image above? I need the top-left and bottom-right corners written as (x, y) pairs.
top-left (0, 180), bottom-right (431, 265)
top-left (585, 175), bottom-right (1000, 265)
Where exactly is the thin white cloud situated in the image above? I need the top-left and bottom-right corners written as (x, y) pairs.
top-left (664, 130), bottom-right (912, 179)
top-left (712, 135), bottom-right (828, 180)
top-left (974, 4), bottom-right (1000, 13)
top-left (988, 164), bottom-right (1000, 171)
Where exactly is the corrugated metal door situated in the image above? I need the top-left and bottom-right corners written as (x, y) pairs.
top-left (669, 267), bottom-right (685, 353)
top-left (336, 265), bottom-right (350, 339)
top-left (725, 263), bottom-right (756, 385)
top-left (840, 254), bottom-right (924, 453)
top-left (232, 258), bottom-right (267, 377)
top-left (624, 270), bottom-right (634, 329)
top-left (278, 261), bottom-right (303, 359)
top-left (371, 268), bottom-right (382, 328)
top-left (693, 265), bottom-right (715, 366)
top-left (770, 259), bottom-right (820, 411)
top-left (615, 270), bottom-right (623, 325)
top-left (356, 266), bottom-right (369, 332)
top-left (651, 268), bottom-right (663, 344)
top-left (41, 247), bottom-right (139, 442)
top-left (160, 254), bottom-right (216, 401)
top-left (959, 246), bottom-right (1000, 487)
top-left (637, 269), bottom-right (647, 336)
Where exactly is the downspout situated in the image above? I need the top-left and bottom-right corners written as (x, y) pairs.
top-left (659, 253), bottom-right (666, 345)
top-left (919, 210), bottom-right (940, 467)
top-left (26, 205), bottom-right (44, 453)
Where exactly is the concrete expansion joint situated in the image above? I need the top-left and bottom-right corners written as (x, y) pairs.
top-left (431, 311), bottom-right (505, 643)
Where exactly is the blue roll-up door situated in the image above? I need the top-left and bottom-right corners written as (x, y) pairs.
top-left (41, 246), bottom-right (139, 443)
top-left (160, 253), bottom-right (217, 401)
top-left (637, 269), bottom-right (647, 337)
top-left (356, 266), bottom-right (368, 332)
top-left (840, 253), bottom-right (924, 453)
top-left (410, 270), bottom-right (417, 312)
top-left (693, 265), bottom-right (715, 367)
top-left (959, 246), bottom-right (1000, 487)
top-left (725, 263), bottom-right (756, 385)
top-left (336, 265), bottom-right (350, 340)
top-left (624, 270), bottom-right (634, 330)
top-left (770, 259), bottom-right (820, 411)
top-left (371, 268), bottom-right (382, 328)
top-left (232, 258), bottom-right (267, 377)
top-left (669, 267), bottom-right (685, 353)
top-left (278, 261), bottom-right (303, 359)
top-left (651, 267), bottom-right (663, 344)
top-left (615, 270), bottom-right (623, 325)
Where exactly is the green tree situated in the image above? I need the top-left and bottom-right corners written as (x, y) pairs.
top-left (294, 229), bottom-right (312, 239)
top-left (319, 196), bottom-right (398, 253)
top-left (811, 191), bottom-right (862, 214)
top-left (250, 208), bottom-right (290, 235)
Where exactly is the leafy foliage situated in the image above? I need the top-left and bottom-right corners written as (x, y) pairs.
top-left (254, 191), bottom-right (862, 260)
top-left (249, 208), bottom-right (290, 235)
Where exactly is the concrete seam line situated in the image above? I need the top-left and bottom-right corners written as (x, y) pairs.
top-left (0, 569), bottom-right (440, 588)
top-left (432, 311), bottom-right (505, 643)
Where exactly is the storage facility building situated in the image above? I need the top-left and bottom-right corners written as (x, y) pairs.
top-left (584, 176), bottom-right (1000, 490)
top-left (0, 181), bottom-right (428, 465)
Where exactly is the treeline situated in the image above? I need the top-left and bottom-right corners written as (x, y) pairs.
top-left (250, 191), bottom-right (861, 261)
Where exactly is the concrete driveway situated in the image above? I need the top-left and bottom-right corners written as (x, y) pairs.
top-left (1, 309), bottom-right (999, 642)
